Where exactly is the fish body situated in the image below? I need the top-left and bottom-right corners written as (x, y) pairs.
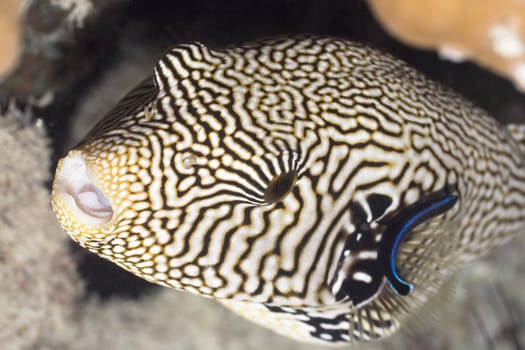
top-left (51, 36), bottom-right (525, 345)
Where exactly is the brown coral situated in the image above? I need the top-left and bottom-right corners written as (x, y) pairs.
top-left (368, 0), bottom-right (525, 91)
top-left (0, 0), bottom-right (22, 78)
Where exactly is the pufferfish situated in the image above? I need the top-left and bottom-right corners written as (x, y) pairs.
top-left (51, 36), bottom-right (525, 345)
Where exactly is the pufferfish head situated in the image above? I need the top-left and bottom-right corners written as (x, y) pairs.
top-left (52, 38), bottom-right (458, 309)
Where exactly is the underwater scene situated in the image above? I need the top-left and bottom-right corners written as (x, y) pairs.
top-left (1, 0), bottom-right (525, 349)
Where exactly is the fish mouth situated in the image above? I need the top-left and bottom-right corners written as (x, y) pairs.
top-left (53, 152), bottom-right (114, 225)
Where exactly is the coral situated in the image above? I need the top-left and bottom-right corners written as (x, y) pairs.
top-left (50, 0), bottom-right (94, 28)
top-left (368, 0), bottom-right (525, 91)
top-left (0, 0), bottom-right (126, 110)
top-left (0, 0), bottom-right (22, 78)
top-left (0, 107), bottom-right (83, 349)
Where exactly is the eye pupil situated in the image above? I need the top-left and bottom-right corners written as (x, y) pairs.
top-left (264, 171), bottom-right (297, 204)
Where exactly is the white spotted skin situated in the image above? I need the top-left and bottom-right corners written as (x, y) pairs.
top-left (51, 36), bottom-right (525, 345)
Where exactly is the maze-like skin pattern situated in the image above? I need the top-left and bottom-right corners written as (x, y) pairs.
top-left (52, 36), bottom-right (525, 345)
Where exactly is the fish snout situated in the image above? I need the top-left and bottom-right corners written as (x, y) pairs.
top-left (52, 151), bottom-right (114, 229)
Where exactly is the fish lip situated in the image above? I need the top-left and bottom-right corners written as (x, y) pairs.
top-left (52, 151), bottom-right (114, 225)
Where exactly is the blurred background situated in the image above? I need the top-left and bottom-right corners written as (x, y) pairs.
top-left (0, 0), bottom-right (524, 349)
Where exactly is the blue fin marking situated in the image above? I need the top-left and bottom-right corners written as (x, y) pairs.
top-left (385, 195), bottom-right (458, 296)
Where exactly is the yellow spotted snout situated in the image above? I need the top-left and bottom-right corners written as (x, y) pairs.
top-left (51, 151), bottom-right (115, 240)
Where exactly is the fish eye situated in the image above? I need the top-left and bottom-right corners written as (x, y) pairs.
top-left (264, 171), bottom-right (298, 204)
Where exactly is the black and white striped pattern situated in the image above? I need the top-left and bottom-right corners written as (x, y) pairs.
top-left (53, 36), bottom-right (525, 345)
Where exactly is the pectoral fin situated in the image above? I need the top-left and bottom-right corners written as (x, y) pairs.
top-left (331, 192), bottom-right (458, 306)
top-left (380, 194), bottom-right (458, 296)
